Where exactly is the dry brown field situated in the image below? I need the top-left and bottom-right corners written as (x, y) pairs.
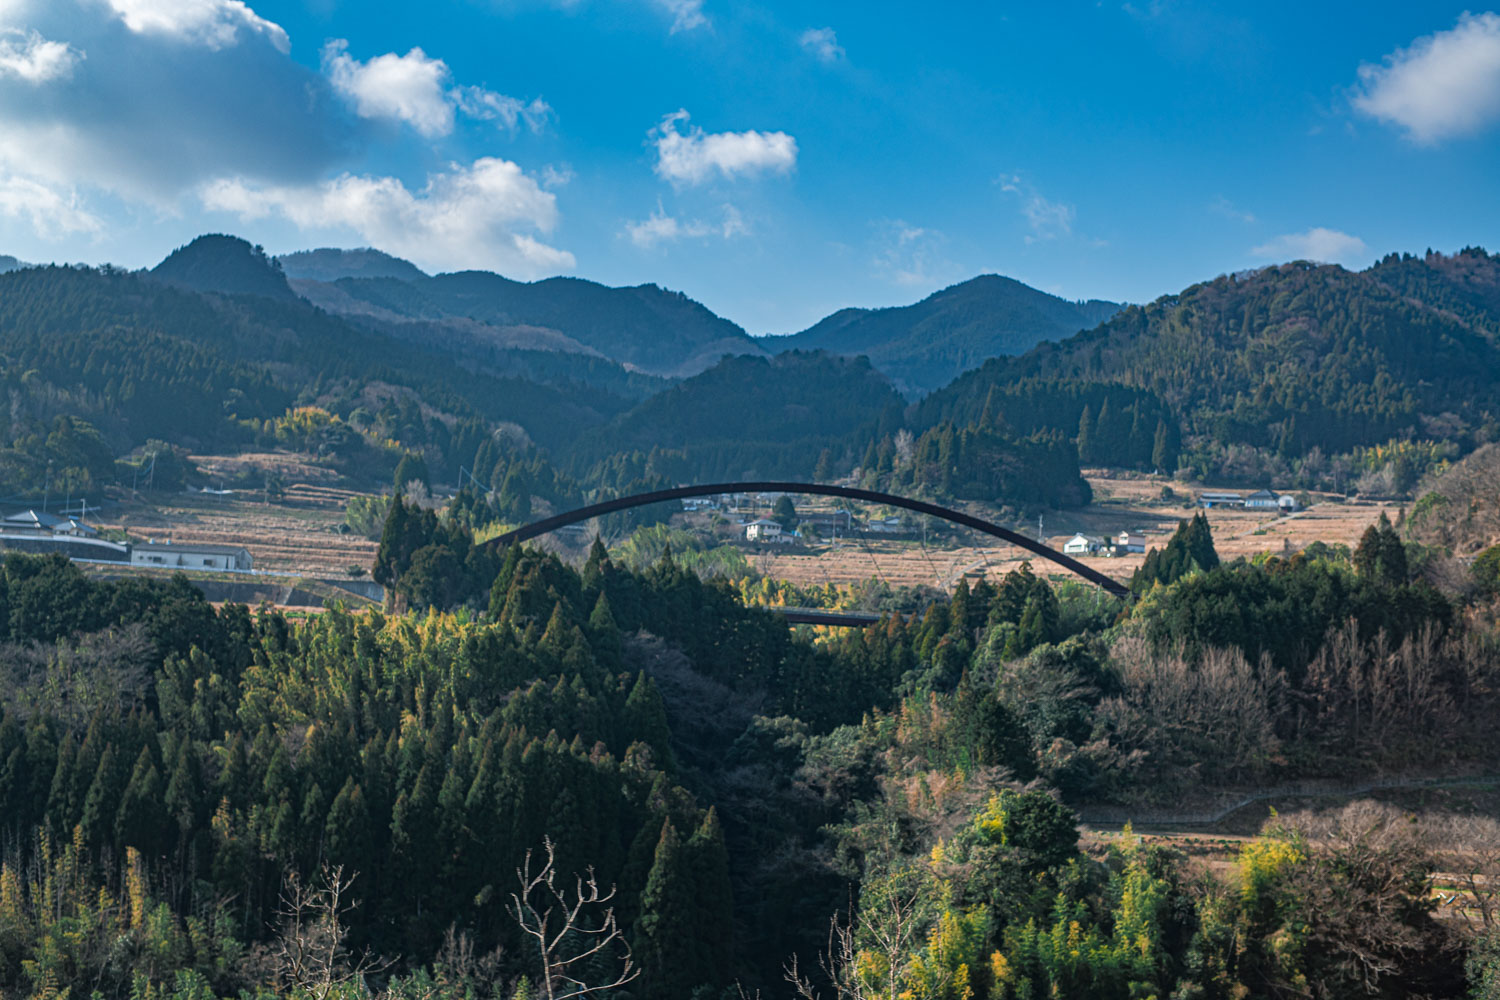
top-left (751, 474), bottom-right (1398, 592)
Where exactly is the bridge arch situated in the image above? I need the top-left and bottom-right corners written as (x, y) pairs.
top-left (489, 481), bottom-right (1129, 597)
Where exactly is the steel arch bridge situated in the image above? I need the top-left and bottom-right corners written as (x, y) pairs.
top-left (488, 481), bottom-right (1129, 598)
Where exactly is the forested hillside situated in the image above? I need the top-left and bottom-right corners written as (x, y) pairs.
top-left (950, 253), bottom-right (1500, 464)
top-left (2, 497), bottom-right (1498, 998)
top-left (279, 248), bottom-right (430, 283)
top-left (564, 352), bottom-right (903, 482)
top-left (775, 275), bottom-right (1120, 396)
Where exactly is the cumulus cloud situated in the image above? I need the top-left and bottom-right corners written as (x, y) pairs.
top-left (625, 202), bottom-right (746, 248)
top-left (999, 174), bottom-right (1074, 241)
top-left (1251, 227), bottom-right (1369, 266)
top-left (1352, 11), bottom-right (1500, 144)
top-left (0, 28), bottom-right (82, 82)
top-left (653, 0), bottom-right (708, 33)
top-left (100, 0), bottom-right (290, 52)
top-left (323, 39), bottom-right (550, 138)
top-left (0, 6), bottom-right (345, 212)
top-left (202, 157), bottom-right (575, 277)
top-left (799, 27), bottom-right (843, 63)
top-left (0, 175), bottom-right (101, 237)
top-left (651, 110), bottom-right (797, 186)
top-left (323, 41), bottom-right (454, 137)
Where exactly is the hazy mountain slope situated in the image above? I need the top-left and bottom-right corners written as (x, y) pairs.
top-left (278, 247), bottom-right (429, 282)
top-left (0, 255), bottom-right (23, 274)
top-left (299, 268), bottom-right (766, 377)
top-left (150, 234), bottom-right (297, 301)
top-left (775, 275), bottom-right (1120, 396)
top-left (919, 255), bottom-right (1500, 457)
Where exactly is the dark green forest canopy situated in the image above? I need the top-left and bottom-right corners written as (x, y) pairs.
top-left (1, 483), bottom-right (1495, 1000)
top-left (941, 255), bottom-right (1500, 456)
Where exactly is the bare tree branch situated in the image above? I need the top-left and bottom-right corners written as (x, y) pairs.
top-left (509, 837), bottom-right (638, 1000)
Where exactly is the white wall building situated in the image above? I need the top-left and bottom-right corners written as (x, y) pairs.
top-left (1116, 531), bottom-right (1147, 553)
top-left (1245, 489), bottom-right (1281, 510)
top-left (131, 541), bottom-right (253, 571)
top-left (745, 519), bottom-right (784, 542)
top-left (1063, 533), bottom-right (1105, 556)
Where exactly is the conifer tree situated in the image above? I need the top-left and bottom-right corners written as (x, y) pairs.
top-left (635, 820), bottom-right (701, 999)
top-left (623, 674), bottom-right (675, 771)
top-left (686, 808), bottom-right (733, 990)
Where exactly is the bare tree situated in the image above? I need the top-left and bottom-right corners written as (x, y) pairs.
top-left (272, 865), bottom-right (388, 1000)
top-left (786, 871), bottom-right (924, 1000)
top-left (509, 837), bottom-right (638, 1000)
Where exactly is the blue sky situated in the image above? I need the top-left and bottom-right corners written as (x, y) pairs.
top-left (0, 1), bottom-right (1497, 333)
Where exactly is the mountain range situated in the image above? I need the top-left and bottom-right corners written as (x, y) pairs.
top-left (271, 245), bottom-right (1114, 388)
top-left (4, 232), bottom-right (1500, 510)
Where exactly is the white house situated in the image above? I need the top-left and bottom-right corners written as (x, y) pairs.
top-left (1278, 494), bottom-right (1300, 514)
top-left (745, 519), bottom-right (784, 542)
top-left (867, 516), bottom-right (904, 534)
top-left (131, 541), bottom-right (253, 571)
top-left (1116, 531), bottom-right (1147, 553)
top-left (1063, 533), bottom-right (1105, 556)
top-left (1245, 489), bottom-right (1281, 510)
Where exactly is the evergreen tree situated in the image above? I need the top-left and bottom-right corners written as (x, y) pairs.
top-left (1151, 418), bottom-right (1173, 473)
top-left (1355, 513), bottom-right (1409, 587)
top-left (624, 673), bottom-right (675, 770)
top-left (685, 808), bottom-right (733, 991)
top-left (635, 820), bottom-right (702, 999)
top-left (393, 452), bottom-right (429, 494)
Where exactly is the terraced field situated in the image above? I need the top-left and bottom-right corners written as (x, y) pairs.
top-left (102, 483), bottom-right (377, 578)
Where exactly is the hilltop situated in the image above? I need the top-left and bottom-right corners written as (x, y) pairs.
top-left (773, 274), bottom-right (1120, 396)
top-left (150, 234), bottom-right (297, 301)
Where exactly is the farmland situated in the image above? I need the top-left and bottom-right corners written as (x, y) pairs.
top-left (85, 469), bottom-right (1396, 593)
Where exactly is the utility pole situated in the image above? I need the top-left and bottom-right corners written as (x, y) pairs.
top-left (1037, 514), bottom-right (1044, 544)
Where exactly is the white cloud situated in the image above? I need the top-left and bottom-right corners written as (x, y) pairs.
top-left (999, 174), bottom-right (1074, 241)
top-left (0, 1), bottom-right (346, 215)
top-left (202, 157), bottom-right (575, 277)
top-left (1251, 227), bottom-right (1369, 266)
top-left (323, 41), bottom-right (454, 138)
top-left (800, 27), bottom-right (844, 63)
top-left (454, 86), bottom-right (551, 132)
top-left (1210, 195), bottom-right (1255, 224)
top-left (651, 110), bottom-right (797, 186)
top-left (1352, 11), bottom-right (1500, 144)
top-left (323, 40), bottom-right (550, 139)
top-left (652, 0), bottom-right (707, 33)
top-left (100, 0), bottom-right (290, 52)
top-left (0, 28), bottom-right (81, 82)
top-left (625, 202), bottom-right (747, 248)
top-left (539, 164), bottom-right (574, 189)
top-left (0, 174), bottom-right (101, 236)
top-left (873, 220), bottom-right (951, 287)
